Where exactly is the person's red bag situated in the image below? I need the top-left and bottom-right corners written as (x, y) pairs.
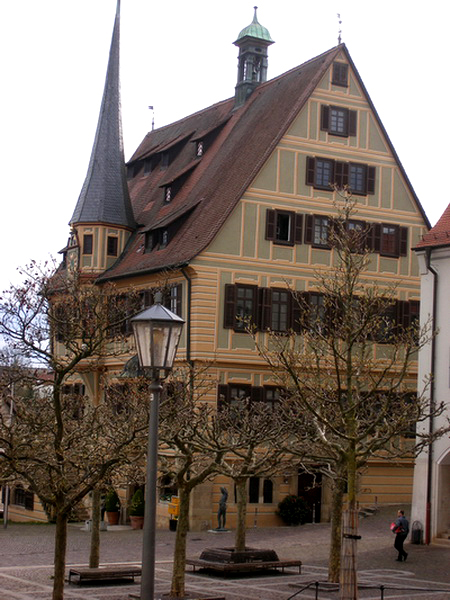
top-left (390, 522), bottom-right (404, 534)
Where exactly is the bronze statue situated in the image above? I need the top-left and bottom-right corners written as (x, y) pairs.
top-left (217, 487), bottom-right (228, 530)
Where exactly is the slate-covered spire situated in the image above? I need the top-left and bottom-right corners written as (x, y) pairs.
top-left (70, 0), bottom-right (136, 229)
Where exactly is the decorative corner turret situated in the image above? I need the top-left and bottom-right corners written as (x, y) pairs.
top-left (234, 6), bottom-right (274, 108)
top-left (67, 0), bottom-right (136, 275)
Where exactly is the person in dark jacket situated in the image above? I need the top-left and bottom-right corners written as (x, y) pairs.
top-left (393, 509), bottom-right (409, 561)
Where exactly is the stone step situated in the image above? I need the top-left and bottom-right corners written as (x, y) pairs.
top-left (432, 537), bottom-right (450, 548)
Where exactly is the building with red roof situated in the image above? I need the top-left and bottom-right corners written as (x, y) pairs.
top-left (412, 203), bottom-right (450, 545)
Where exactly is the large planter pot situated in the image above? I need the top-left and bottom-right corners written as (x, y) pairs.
top-left (130, 516), bottom-right (144, 530)
top-left (106, 511), bottom-right (120, 525)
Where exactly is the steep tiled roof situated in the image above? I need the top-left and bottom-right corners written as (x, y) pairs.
top-left (98, 43), bottom-right (428, 282)
top-left (98, 45), bottom-right (342, 281)
top-left (70, 1), bottom-right (136, 230)
top-left (415, 203), bottom-right (450, 250)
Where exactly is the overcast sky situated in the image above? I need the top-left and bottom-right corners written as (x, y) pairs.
top-left (1, 0), bottom-right (448, 292)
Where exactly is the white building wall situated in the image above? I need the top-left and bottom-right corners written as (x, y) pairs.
top-left (411, 246), bottom-right (450, 540)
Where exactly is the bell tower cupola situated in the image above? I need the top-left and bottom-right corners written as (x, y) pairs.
top-left (234, 7), bottom-right (274, 107)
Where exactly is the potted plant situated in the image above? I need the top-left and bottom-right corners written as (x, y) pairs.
top-left (129, 488), bottom-right (145, 529)
top-left (104, 489), bottom-right (120, 525)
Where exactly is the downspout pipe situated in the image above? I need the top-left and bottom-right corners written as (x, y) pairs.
top-left (424, 247), bottom-right (437, 545)
top-left (181, 268), bottom-right (192, 368)
top-left (181, 267), bottom-right (195, 406)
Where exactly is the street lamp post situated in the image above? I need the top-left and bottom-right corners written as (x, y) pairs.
top-left (131, 292), bottom-right (185, 600)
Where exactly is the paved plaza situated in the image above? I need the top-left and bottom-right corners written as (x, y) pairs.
top-left (1, 507), bottom-right (450, 599)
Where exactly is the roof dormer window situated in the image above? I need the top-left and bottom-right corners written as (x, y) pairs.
top-left (332, 62), bottom-right (348, 87)
top-left (196, 141), bottom-right (204, 157)
top-left (144, 157), bottom-right (152, 175)
top-left (161, 152), bottom-right (170, 169)
top-left (165, 186), bottom-right (172, 203)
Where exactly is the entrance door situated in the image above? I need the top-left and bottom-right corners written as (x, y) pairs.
top-left (297, 471), bottom-right (322, 523)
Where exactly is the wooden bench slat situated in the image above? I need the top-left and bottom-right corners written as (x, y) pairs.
top-left (68, 566), bottom-right (141, 585)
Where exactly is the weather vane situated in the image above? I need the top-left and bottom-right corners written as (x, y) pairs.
top-left (148, 106), bottom-right (155, 131)
top-left (337, 13), bottom-right (342, 44)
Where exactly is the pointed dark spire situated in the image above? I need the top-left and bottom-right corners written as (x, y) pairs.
top-left (70, 0), bottom-right (136, 229)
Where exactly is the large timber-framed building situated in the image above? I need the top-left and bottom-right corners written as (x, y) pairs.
top-left (7, 4), bottom-right (430, 527)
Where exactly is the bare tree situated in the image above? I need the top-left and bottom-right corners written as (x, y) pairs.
top-left (216, 400), bottom-right (292, 553)
top-left (255, 195), bottom-right (448, 595)
top-left (158, 365), bottom-right (226, 599)
top-left (0, 261), bottom-right (148, 600)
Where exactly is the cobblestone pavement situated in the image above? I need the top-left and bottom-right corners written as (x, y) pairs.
top-left (1, 506), bottom-right (450, 599)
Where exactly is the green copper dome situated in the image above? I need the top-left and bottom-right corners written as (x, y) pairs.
top-left (235, 7), bottom-right (273, 43)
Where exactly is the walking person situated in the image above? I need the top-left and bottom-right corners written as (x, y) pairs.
top-left (392, 509), bottom-right (409, 561)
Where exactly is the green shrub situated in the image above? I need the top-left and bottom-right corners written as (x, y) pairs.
top-left (129, 489), bottom-right (145, 517)
top-left (104, 489), bottom-right (120, 512)
top-left (276, 494), bottom-right (309, 526)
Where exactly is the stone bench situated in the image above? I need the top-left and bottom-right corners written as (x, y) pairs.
top-left (186, 558), bottom-right (302, 574)
top-left (68, 566), bottom-right (141, 585)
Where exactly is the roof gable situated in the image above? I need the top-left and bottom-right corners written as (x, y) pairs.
top-left (98, 44), bottom-right (429, 281)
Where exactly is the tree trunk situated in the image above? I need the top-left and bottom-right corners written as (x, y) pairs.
top-left (340, 444), bottom-right (358, 600)
top-left (328, 475), bottom-right (345, 582)
top-left (170, 485), bottom-right (190, 598)
top-left (89, 489), bottom-right (101, 568)
top-left (340, 507), bottom-right (359, 600)
top-left (52, 509), bottom-right (68, 600)
top-left (235, 478), bottom-right (247, 552)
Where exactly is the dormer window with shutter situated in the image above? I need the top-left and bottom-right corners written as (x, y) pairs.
top-left (321, 105), bottom-right (357, 137)
top-left (332, 62), bottom-right (348, 87)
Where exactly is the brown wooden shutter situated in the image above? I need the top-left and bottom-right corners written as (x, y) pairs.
top-left (306, 157), bottom-right (316, 186)
top-left (223, 284), bottom-right (236, 328)
top-left (394, 300), bottom-right (402, 333)
top-left (400, 300), bottom-right (410, 329)
top-left (217, 384), bottom-right (228, 411)
top-left (266, 209), bottom-right (276, 240)
top-left (367, 166), bottom-right (376, 194)
top-left (372, 224), bottom-right (381, 253)
top-left (259, 287), bottom-right (272, 330)
top-left (399, 227), bottom-right (408, 256)
top-left (348, 110), bottom-right (357, 136)
top-left (409, 300), bottom-right (420, 328)
top-left (175, 284), bottom-right (182, 316)
top-left (304, 215), bottom-right (314, 244)
top-left (291, 291), bottom-right (302, 333)
top-left (294, 213), bottom-right (303, 244)
top-left (320, 105), bottom-right (330, 131)
top-left (335, 161), bottom-right (346, 188)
